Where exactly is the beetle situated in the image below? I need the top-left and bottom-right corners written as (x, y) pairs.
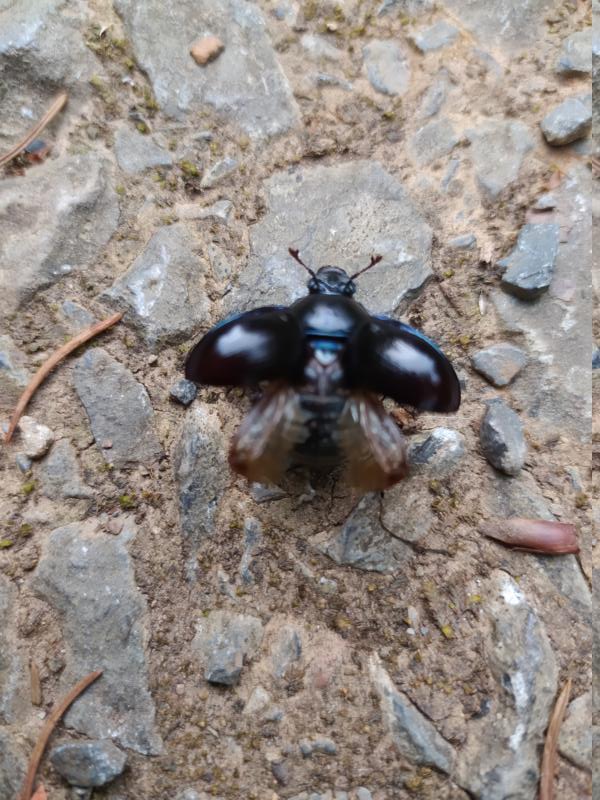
top-left (185, 249), bottom-right (461, 491)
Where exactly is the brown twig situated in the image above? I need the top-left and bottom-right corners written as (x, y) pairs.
top-left (539, 677), bottom-right (571, 800)
top-left (0, 92), bottom-right (68, 168)
top-left (4, 311), bottom-right (124, 444)
top-left (19, 670), bottom-right (102, 800)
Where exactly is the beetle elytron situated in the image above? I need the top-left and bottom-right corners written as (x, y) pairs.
top-left (185, 250), bottom-right (460, 491)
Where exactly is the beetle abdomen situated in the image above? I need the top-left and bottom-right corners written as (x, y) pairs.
top-left (292, 393), bottom-right (347, 467)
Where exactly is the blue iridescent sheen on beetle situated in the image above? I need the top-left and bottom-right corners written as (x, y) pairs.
top-left (185, 250), bottom-right (460, 490)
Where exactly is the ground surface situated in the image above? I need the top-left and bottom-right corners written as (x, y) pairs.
top-left (0, 1), bottom-right (595, 799)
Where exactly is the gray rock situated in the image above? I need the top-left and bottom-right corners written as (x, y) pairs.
top-left (176, 200), bottom-right (233, 223)
top-left (456, 571), bottom-right (557, 799)
top-left (229, 161), bottom-right (433, 316)
top-left (169, 379), bottom-right (198, 406)
top-left (363, 40), bottom-right (411, 96)
top-left (499, 223), bottom-right (560, 300)
top-left (200, 157), bottom-right (238, 189)
top-left (466, 120), bottom-right (534, 199)
top-left (0, 729), bottom-right (26, 800)
top-left (314, 72), bottom-right (353, 91)
top-left (532, 192), bottom-right (557, 211)
top-left (239, 517), bottom-right (261, 584)
top-left (59, 301), bottom-right (97, 333)
top-left (193, 610), bottom-right (263, 686)
top-left (73, 348), bottom-right (163, 467)
top-left (301, 34), bottom-right (344, 62)
top-left (0, 335), bottom-right (29, 408)
top-left (381, 476), bottom-right (435, 543)
top-left (17, 415), bottom-right (54, 459)
top-left (410, 117), bottom-right (458, 165)
top-left (443, 0), bottom-right (554, 52)
top-left (299, 737), bottom-right (337, 756)
top-left (471, 343), bottom-right (528, 387)
top-left (410, 21), bottom-right (458, 53)
top-left (172, 404), bottom-right (228, 575)
top-left (15, 454), bottom-right (32, 473)
top-left (417, 70), bottom-right (450, 118)
top-left (0, 574), bottom-right (26, 724)
top-left (593, 349), bottom-right (600, 369)
top-left (369, 653), bottom-right (455, 773)
top-left (356, 789), bottom-right (372, 800)
top-left (480, 399), bottom-right (526, 475)
top-left (407, 427), bottom-right (466, 475)
top-left (115, 0), bottom-right (300, 138)
top-left (318, 493), bottom-right (412, 572)
top-left (250, 482), bottom-right (287, 503)
top-left (50, 740), bottom-right (127, 787)
top-left (39, 440), bottom-right (92, 500)
top-left (448, 233), bottom-right (476, 250)
top-left (32, 520), bottom-right (162, 754)
top-left (102, 224), bottom-right (211, 347)
top-left (541, 94), bottom-right (592, 145)
top-left (114, 125), bottom-right (173, 174)
top-left (272, 625), bottom-right (302, 678)
top-left (0, 155), bottom-right (119, 313)
top-left (555, 28), bottom-right (593, 75)
top-left (558, 690), bottom-right (591, 770)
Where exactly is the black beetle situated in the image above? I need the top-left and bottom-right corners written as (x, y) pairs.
top-left (185, 249), bottom-right (460, 490)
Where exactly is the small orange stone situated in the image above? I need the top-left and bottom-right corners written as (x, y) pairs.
top-left (190, 35), bottom-right (224, 65)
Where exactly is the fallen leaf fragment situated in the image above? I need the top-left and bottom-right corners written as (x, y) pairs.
top-left (190, 35), bottom-right (224, 65)
top-left (479, 518), bottom-right (579, 555)
top-left (4, 311), bottom-right (123, 444)
top-left (539, 678), bottom-right (571, 800)
top-left (30, 784), bottom-right (48, 800)
top-left (18, 670), bottom-right (102, 800)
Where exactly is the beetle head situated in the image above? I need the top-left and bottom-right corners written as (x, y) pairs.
top-left (308, 266), bottom-right (356, 296)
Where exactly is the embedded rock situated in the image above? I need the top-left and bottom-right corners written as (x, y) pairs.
top-left (471, 343), bottom-right (528, 387)
top-left (499, 223), bottom-right (560, 300)
top-left (50, 740), bottom-right (127, 787)
top-left (466, 121), bottom-right (534, 199)
top-left (480, 399), bottom-right (526, 475)
top-left (541, 94), bottom-right (592, 145)
top-left (193, 609), bottom-right (263, 685)
top-left (362, 40), bottom-right (411, 96)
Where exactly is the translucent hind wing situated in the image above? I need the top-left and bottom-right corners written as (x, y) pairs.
top-left (229, 385), bottom-right (306, 484)
top-left (340, 393), bottom-right (409, 491)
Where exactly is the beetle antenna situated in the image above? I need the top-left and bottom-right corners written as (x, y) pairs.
top-left (288, 248), bottom-right (318, 280)
top-left (348, 254), bottom-right (383, 283)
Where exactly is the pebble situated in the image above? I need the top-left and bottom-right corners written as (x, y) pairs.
top-left (593, 349), bottom-right (600, 370)
top-left (176, 199), bottom-right (233, 223)
top-left (410, 21), bottom-right (458, 52)
top-left (466, 120), bottom-right (534, 199)
top-left (200, 157), bottom-right (238, 189)
top-left (271, 625), bottom-right (302, 679)
top-left (369, 653), bottom-right (455, 773)
top-left (448, 233), bottom-right (476, 249)
top-left (498, 223), bottom-right (560, 300)
top-left (407, 427), bottom-right (466, 475)
top-left (190, 35), bottom-right (224, 65)
top-left (271, 760), bottom-right (290, 785)
top-left (532, 192), bottom-right (557, 211)
top-left (362, 40), bottom-right (411, 96)
top-left (60, 301), bottom-right (97, 333)
top-left (17, 416), bottom-right (54, 459)
top-left (50, 740), bottom-right (127, 787)
top-left (480, 399), bottom-right (527, 475)
top-left (193, 610), bottom-right (263, 686)
top-left (73, 349), bottom-right (163, 467)
top-left (169, 378), bottom-right (198, 406)
top-left (355, 790), bottom-right (373, 800)
top-left (410, 117), bottom-right (458, 165)
top-left (555, 28), bottom-right (593, 75)
top-left (558, 690), bottom-right (592, 770)
top-left (239, 517), bottom-right (262, 584)
top-left (471, 343), bottom-right (528, 387)
top-left (15, 453), bottom-right (32, 473)
top-left (38, 440), bottom-right (92, 500)
top-left (540, 94), bottom-right (592, 145)
top-left (301, 34), bottom-right (343, 62)
top-left (417, 69), bottom-right (449, 118)
top-left (299, 737), bottom-right (338, 757)
top-left (114, 125), bottom-right (172, 174)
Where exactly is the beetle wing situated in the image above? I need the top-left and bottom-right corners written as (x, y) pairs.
top-left (229, 384), bottom-right (307, 484)
top-left (339, 392), bottom-right (409, 491)
top-left (344, 316), bottom-right (460, 412)
top-left (185, 306), bottom-right (304, 387)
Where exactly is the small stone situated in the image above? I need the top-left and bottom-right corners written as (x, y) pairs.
top-left (471, 343), bottom-right (528, 387)
top-left (540, 94), bottom-right (592, 145)
top-left (175, 790), bottom-right (202, 800)
top-left (239, 517), bottom-right (262, 584)
top-left (355, 790), bottom-right (373, 800)
top-left (15, 454), bottom-right (32, 473)
top-left (169, 378), bottom-right (197, 406)
top-left (410, 117), bottom-right (458, 165)
top-left (114, 125), bottom-right (172, 174)
top-left (271, 760), bottom-right (290, 785)
top-left (244, 686), bottom-right (272, 715)
top-left (363, 40), bottom-right (411, 96)
top-left (200, 157), bottom-right (238, 189)
top-left (369, 653), bottom-right (455, 773)
top-left (299, 737), bottom-right (337, 757)
top-left (533, 192), bottom-right (557, 211)
top-left (480, 399), bottom-right (527, 475)
top-left (410, 21), bottom-right (458, 53)
top-left (314, 73), bottom-right (353, 91)
top-left (448, 233), bottom-right (476, 249)
top-left (39, 440), bottom-right (92, 500)
top-left (555, 28), bottom-right (593, 76)
top-left (250, 482), bottom-right (286, 503)
top-left (467, 120), bottom-right (534, 199)
top-left (498, 223), bottom-right (560, 299)
top-left (60, 301), bottom-right (97, 333)
top-left (408, 427), bottom-right (466, 475)
top-left (0, 335), bottom-right (30, 404)
top-left (272, 626), bottom-right (302, 678)
top-left (558, 690), bottom-right (591, 770)
top-left (176, 200), bottom-right (233, 222)
top-left (190, 35), bottom-right (224, 65)
top-left (301, 34), bottom-right (343, 61)
top-left (593, 349), bottom-right (600, 370)
top-left (193, 609), bottom-right (263, 686)
top-left (417, 70), bottom-right (449, 118)
top-left (18, 416), bottom-right (54, 459)
top-left (50, 740), bottom-right (127, 787)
